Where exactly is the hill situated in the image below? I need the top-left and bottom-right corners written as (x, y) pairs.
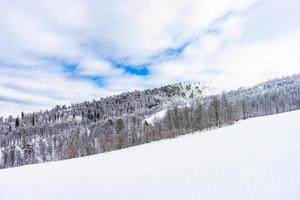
top-left (1, 110), bottom-right (300, 200)
top-left (0, 74), bottom-right (300, 169)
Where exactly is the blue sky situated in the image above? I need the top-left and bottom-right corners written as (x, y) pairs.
top-left (0, 0), bottom-right (300, 116)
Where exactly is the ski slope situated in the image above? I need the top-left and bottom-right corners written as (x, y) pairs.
top-left (1, 110), bottom-right (300, 200)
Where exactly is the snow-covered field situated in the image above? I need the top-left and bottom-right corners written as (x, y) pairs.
top-left (1, 110), bottom-right (300, 200)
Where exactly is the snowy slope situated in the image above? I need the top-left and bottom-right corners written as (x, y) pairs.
top-left (1, 110), bottom-right (300, 200)
top-left (144, 109), bottom-right (167, 124)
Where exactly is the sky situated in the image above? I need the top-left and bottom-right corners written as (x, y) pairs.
top-left (0, 0), bottom-right (300, 117)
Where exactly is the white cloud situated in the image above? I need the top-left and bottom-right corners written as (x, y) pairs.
top-left (146, 0), bottom-right (300, 90)
top-left (0, 0), bottom-right (299, 116)
top-left (78, 56), bottom-right (123, 77)
top-left (0, 0), bottom-right (256, 63)
top-left (0, 64), bottom-right (114, 116)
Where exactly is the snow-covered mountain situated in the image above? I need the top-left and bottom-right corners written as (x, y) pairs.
top-left (0, 74), bottom-right (300, 169)
top-left (0, 82), bottom-right (217, 126)
top-left (1, 110), bottom-right (299, 200)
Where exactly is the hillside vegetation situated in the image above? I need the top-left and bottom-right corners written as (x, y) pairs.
top-left (0, 74), bottom-right (300, 169)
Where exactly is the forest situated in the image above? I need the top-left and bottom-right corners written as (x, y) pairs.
top-left (0, 74), bottom-right (300, 169)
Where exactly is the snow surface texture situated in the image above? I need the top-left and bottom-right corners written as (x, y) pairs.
top-left (145, 109), bottom-right (167, 124)
top-left (1, 111), bottom-right (300, 200)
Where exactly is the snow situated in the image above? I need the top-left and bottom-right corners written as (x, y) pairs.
top-left (1, 110), bottom-right (300, 200)
top-left (145, 109), bottom-right (167, 124)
